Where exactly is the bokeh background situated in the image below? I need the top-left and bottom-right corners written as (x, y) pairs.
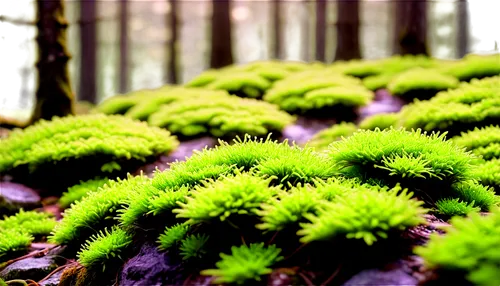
top-left (1, 0), bottom-right (499, 121)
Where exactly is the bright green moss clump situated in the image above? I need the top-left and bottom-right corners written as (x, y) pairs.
top-left (59, 178), bottom-right (111, 209)
top-left (94, 88), bottom-right (170, 115)
top-left (0, 114), bottom-right (178, 191)
top-left (328, 128), bottom-right (497, 215)
top-left (416, 208), bottom-right (500, 286)
top-left (358, 113), bottom-right (400, 130)
top-left (263, 70), bottom-right (374, 116)
top-left (148, 95), bottom-right (295, 139)
top-left (387, 68), bottom-right (459, 100)
top-left (307, 122), bottom-right (358, 150)
top-left (399, 76), bottom-right (500, 137)
top-left (438, 53), bottom-right (500, 82)
top-left (0, 210), bottom-right (56, 261)
top-left (50, 174), bottom-right (150, 247)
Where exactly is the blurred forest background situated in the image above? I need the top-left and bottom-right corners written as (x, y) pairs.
top-left (0, 0), bottom-right (499, 122)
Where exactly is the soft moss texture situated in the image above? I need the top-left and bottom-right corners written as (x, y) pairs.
top-left (399, 76), bottom-right (500, 136)
top-left (452, 125), bottom-right (500, 161)
top-left (387, 68), bottom-right (459, 100)
top-left (0, 114), bottom-right (179, 183)
top-left (0, 210), bottom-right (56, 261)
top-left (263, 70), bottom-right (374, 115)
top-left (148, 95), bottom-right (295, 139)
top-left (327, 128), bottom-right (497, 214)
top-left (416, 208), bottom-right (500, 286)
top-left (59, 178), bottom-right (111, 209)
top-left (358, 113), bottom-right (400, 130)
top-left (438, 53), bottom-right (500, 82)
top-left (307, 122), bottom-right (358, 150)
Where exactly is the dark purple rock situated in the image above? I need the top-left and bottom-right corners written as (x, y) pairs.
top-left (281, 116), bottom-right (337, 145)
top-left (0, 182), bottom-right (41, 214)
top-left (341, 267), bottom-right (418, 286)
top-left (357, 90), bottom-right (406, 121)
top-left (119, 243), bottom-right (185, 286)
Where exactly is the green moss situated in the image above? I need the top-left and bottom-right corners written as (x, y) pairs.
top-left (327, 128), bottom-right (496, 214)
top-left (173, 173), bottom-right (279, 225)
top-left (472, 159), bottom-right (500, 191)
top-left (148, 95), bottom-right (295, 139)
top-left (204, 71), bottom-right (272, 98)
top-left (157, 223), bottom-right (190, 251)
top-left (179, 233), bottom-right (210, 261)
top-left (124, 87), bottom-right (228, 121)
top-left (439, 53), bottom-right (500, 82)
top-left (264, 70), bottom-right (373, 115)
top-left (415, 208), bottom-right (500, 286)
top-left (77, 227), bottom-right (132, 272)
top-left (452, 125), bottom-right (500, 161)
top-left (93, 89), bottom-right (162, 115)
top-left (307, 122), bottom-right (358, 150)
top-left (298, 186), bottom-right (426, 245)
top-left (362, 73), bottom-right (397, 91)
top-left (358, 113), bottom-right (400, 130)
top-left (435, 198), bottom-right (480, 217)
top-left (399, 76), bottom-right (500, 136)
top-left (387, 68), bottom-right (459, 100)
top-left (60, 178), bottom-right (111, 209)
top-left (0, 114), bottom-right (178, 189)
top-left (0, 210), bottom-right (56, 261)
top-left (49, 174), bottom-right (150, 246)
top-left (201, 243), bottom-right (283, 284)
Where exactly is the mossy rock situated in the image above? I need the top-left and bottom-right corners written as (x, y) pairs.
top-left (387, 68), bottom-right (459, 101)
top-left (147, 94), bottom-right (295, 140)
top-left (0, 114), bottom-right (179, 192)
top-left (263, 70), bottom-right (374, 118)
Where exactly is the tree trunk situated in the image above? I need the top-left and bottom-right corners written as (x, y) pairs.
top-left (334, 0), bottom-right (361, 61)
top-left (271, 0), bottom-right (282, 59)
top-left (456, 0), bottom-right (469, 58)
top-left (393, 0), bottom-right (429, 56)
top-left (302, 0), bottom-right (311, 62)
top-left (210, 0), bottom-right (233, 69)
top-left (167, 0), bottom-right (178, 84)
top-left (31, 0), bottom-right (75, 124)
top-left (315, 0), bottom-right (326, 62)
top-left (119, 0), bottom-right (129, 93)
top-left (79, 0), bottom-right (97, 103)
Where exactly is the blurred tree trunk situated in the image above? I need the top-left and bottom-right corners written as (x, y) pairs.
top-left (210, 0), bottom-right (233, 68)
top-left (393, 0), bottom-right (429, 56)
top-left (457, 0), bottom-right (469, 58)
top-left (302, 1), bottom-right (311, 62)
top-left (79, 0), bottom-right (97, 103)
top-left (271, 0), bottom-right (282, 59)
top-left (315, 0), bottom-right (326, 62)
top-left (335, 0), bottom-right (361, 61)
top-left (167, 0), bottom-right (178, 84)
top-left (31, 0), bottom-right (75, 124)
top-left (119, 0), bottom-right (129, 93)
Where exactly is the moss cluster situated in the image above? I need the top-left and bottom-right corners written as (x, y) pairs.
top-left (416, 208), bottom-right (500, 285)
top-left (399, 76), bottom-right (500, 137)
top-left (43, 130), bottom-right (500, 285)
top-left (59, 178), bottom-right (111, 209)
top-left (263, 70), bottom-right (374, 117)
top-left (93, 86), bottom-right (172, 115)
top-left (438, 53), bottom-right (500, 82)
top-left (452, 126), bottom-right (500, 191)
top-left (0, 114), bottom-right (178, 191)
top-left (387, 68), bottom-right (459, 101)
top-left (148, 94), bottom-right (295, 140)
top-left (0, 210), bottom-right (56, 262)
top-left (186, 60), bottom-right (320, 98)
top-left (328, 128), bottom-right (497, 214)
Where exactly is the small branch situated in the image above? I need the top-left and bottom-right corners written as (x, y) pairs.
top-left (298, 272), bottom-right (315, 286)
top-left (38, 261), bottom-right (77, 284)
top-left (0, 245), bottom-right (59, 271)
top-left (0, 15), bottom-right (35, 26)
top-left (320, 264), bottom-right (342, 286)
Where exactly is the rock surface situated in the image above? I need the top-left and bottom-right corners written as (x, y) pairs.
top-left (38, 268), bottom-right (64, 286)
top-left (0, 182), bottom-right (41, 214)
top-left (0, 255), bottom-right (58, 281)
top-left (341, 267), bottom-right (418, 286)
top-left (119, 243), bottom-right (185, 286)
